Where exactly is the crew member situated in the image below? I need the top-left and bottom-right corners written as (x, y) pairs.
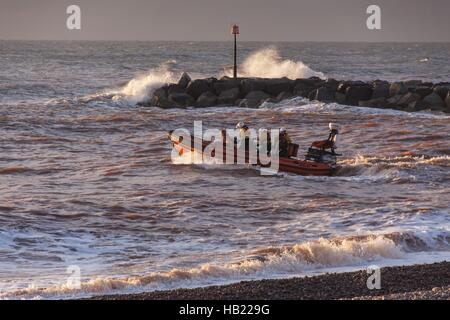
top-left (279, 128), bottom-right (291, 157)
top-left (311, 123), bottom-right (339, 154)
top-left (258, 128), bottom-right (271, 155)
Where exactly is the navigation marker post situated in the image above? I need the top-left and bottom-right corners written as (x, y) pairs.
top-left (231, 24), bottom-right (240, 79)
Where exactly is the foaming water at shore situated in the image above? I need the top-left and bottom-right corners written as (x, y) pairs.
top-left (1, 231), bottom-right (448, 300)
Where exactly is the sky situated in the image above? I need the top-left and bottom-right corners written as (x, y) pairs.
top-left (1, 0), bottom-right (449, 42)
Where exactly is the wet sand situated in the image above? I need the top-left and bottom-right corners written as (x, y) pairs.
top-left (90, 261), bottom-right (449, 300)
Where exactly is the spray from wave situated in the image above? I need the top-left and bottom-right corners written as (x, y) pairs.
top-left (84, 48), bottom-right (324, 106)
top-left (237, 47), bottom-right (325, 79)
top-left (338, 154), bottom-right (450, 174)
top-left (115, 60), bottom-right (178, 105)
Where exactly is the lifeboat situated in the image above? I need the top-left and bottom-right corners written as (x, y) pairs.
top-left (168, 131), bottom-right (341, 176)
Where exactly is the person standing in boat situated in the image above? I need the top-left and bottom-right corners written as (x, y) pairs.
top-left (236, 122), bottom-right (250, 149)
top-left (279, 128), bottom-right (292, 157)
top-left (258, 128), bottom-right (271, 156)
top-left (328, 123), bottom-right (339, 154)
top-left (311, 123), bottom-right (339, 154)
top-left (236, 122), bottom-right (249, 140)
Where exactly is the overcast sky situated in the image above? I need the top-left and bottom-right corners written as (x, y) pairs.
top-left (1, 0), bottom-right (449, 42)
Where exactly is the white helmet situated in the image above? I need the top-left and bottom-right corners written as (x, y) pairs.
top-left (280, 128), bottom-right (287, 134)
top-left (236, 122), bottom-right (245, 129)
top-left (329, 123), bottom-right (338, 131)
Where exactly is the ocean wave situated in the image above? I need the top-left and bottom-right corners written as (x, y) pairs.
top-left (260, 98), bottom-right (450, 119)
top-left (332, 154), bottom-right (450, 183)
top-left (75, 60), bottom-right (180, 107)
top-left (86, 48), bottom-right (324, 107)
top-left (339, 154), bottom-right (450, 173)
top-left (2, 231), bottom-right (448, 300)
top-left (118, 61), bottom-right (178, 104)
top-left (225, 47), bottom-right (325, 80)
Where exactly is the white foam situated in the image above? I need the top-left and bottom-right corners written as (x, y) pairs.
top-left (0, 234), bottom-right (419, 300)
top-left (116, 60), bottom-right (178, 105)
top-left (237, 47), bottom-right (325, 80)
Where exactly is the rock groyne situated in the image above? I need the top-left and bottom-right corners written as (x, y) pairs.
top-left (142, 72), bottom-right (450, 113)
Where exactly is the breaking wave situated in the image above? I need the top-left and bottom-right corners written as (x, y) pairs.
top-left (119, 61), bottom-right (178, 104)
top-left (238, 47), bottom-right (325, 79)
top-left (2, 231), bottom-right (448, 300)
top-left (338, 154), bottom-right (450, 177)
top-left (107, 60), bottom-right (179, 105)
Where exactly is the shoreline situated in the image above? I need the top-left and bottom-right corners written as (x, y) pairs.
top-left (89, 261), bottom-right (449, 300)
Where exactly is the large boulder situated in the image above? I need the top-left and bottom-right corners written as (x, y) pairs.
top-left (422, 92), bottom-right (446, 110)
top-left (243, 91), bottom-right (271, 108)
top-left (397, 92), bottom-right (421, 107)
top-left (150, 86), bottom-right (169, 106)
top-left (324, 78), bottom-right (339, 92)
top-left (408, 100), bottom-right (429, 112)
top-left (345, 85), bottom-right (373, 105)
top-left (264, 78), bottom-right (294, 96)
top-left (276, 91), bottom-right (293, 102)
top-left (389, 82), bottom-right (408, 97)
top-left (293, 78), bottom-right (322, 97)
top-left (167, 83), bottom-right (185, 95)
top-left (404, 80), bottom-right (423, 90)
top-left (386, 95), bottom-right (403, 108)
top-left (196, 91), bottom-right (217, 108)
top-left (186, 79), bottom-right (212, 99)
top-left (433, 84), bottom-right (450, 100)
top-left (293, 84), bottom-right (314, 97)
top-left (359, 98), bottom-right (387, 108)
top-left (237, 99), bottom-right (263, 108)
top-left (309, 86), bottom-right (335, 103)
top-left (217, 87), bottom-right (241, 105)
top-left (337, 81), bottom-right (366, 94)
top-left (151, 86), bottom-right (168, 101)
top-left (371, 81), bottom-right (390, 99)
top-left (335, 92), bottom-right (346, 104)
top-left (168, 93), bottom-right (194, 107)
top-left (241, 78), bottom-right (266, 95)
top-left (245, 90), bottom-right (271, 101)
top-left (446, 92), bottom-right (450, 111)
top-left (177, 72), bottom-right (191, 89)
top-left (152, 97), bottom-right (173, 108)
top-left (413, 86), bottom-right (433, 99)
top-left (213, 79), bottom-right (241, 95)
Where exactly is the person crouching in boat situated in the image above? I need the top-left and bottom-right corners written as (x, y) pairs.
top-left (279, 128), bottom-right (292, 157)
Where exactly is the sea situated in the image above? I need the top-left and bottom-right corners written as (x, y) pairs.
top-left (0, 41), bottom-right (449, 299)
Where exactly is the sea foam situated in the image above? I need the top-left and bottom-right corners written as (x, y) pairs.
top-left (238, 47), bottom-right (325, 80)
top-left (2, 231), bottom-right (448, 300)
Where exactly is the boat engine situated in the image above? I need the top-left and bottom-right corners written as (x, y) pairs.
top-left (305, 148), bottom-right (338, 165)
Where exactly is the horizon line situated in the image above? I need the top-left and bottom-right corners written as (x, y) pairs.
top-left (1, 38), bottom-right (450, 44)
